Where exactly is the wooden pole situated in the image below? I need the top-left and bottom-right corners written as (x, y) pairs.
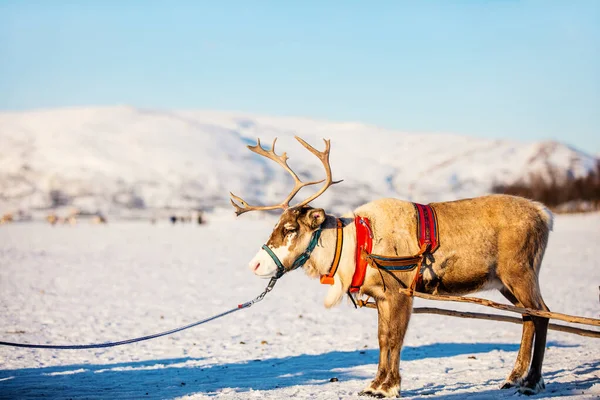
top-left (413, 307), bottom-right (600, 339)
top-left (361, 303), bottom-right (600, 338)
top-left (398, 288), bottom-right (600, 327)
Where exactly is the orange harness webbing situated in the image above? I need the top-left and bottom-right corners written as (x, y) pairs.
top-left (319, 219), bottom-right (344, 285)
top-left (319, 216), bottom-right (373, 292)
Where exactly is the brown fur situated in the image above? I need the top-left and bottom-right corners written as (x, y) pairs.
top-left (263, 194), bottom-right (552, 397)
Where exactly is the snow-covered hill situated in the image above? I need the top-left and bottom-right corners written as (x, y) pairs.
top-left (0, 106), bottom-right (597, 217)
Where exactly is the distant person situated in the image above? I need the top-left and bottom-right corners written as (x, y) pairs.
top-left (92, 214), bottom-right (107, 224)
top-left (46, 214), bottom-right (58, 225)
top-left (0, 213), bottom-right (13, 224)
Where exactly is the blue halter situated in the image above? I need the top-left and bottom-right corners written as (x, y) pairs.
top-left (261, 228), bottom-right (323, 279)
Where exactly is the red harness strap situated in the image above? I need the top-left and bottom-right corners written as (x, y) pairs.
top-left (410, 203), bottom-right (439, 291)
top-left (349, 216), bottom-right (372, 293)
top-left (349, 204), bottom-right (439, 293)
top-left (414, 203), bottom-right (440, 252)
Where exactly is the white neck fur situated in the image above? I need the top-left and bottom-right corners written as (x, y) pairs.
top-left (304, 215), bottom-right (357, 308)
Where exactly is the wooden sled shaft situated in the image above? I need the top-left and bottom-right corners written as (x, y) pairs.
top-left (360, 303), bottom-right (600, 338)
top-left (396, 288), bottom-right (600, 327)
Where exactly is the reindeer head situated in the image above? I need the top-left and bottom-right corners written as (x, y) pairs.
top-left (248, 206), bottom-right (326, 277)
top-left (230, 136), bottom-right (340, 278)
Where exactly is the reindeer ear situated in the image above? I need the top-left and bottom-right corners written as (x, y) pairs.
top-left (305, 208), bottom-right (326, 229)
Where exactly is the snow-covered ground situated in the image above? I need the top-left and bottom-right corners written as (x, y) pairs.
top-left (0, 212), bottom-right (598, 399)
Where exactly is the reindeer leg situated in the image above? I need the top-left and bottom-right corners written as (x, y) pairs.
top-left (360, 299), bottom-right (392, 397)
top-left (501, 275), bottom-right (548, 395)
top-left (376, 293), bottom-right (412, 398)
top-left (499, 288), bottom-right (534, 389)
top-left (360, 295), bottom-right (412, 398)
top-left (519, 298), bottom-right (549, 395)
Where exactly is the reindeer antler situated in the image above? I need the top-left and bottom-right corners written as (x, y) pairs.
top-left (230, 136), bottom-right (342, 216)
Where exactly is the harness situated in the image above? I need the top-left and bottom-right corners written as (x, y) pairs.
top-left (261, 228), bottom-right (323, 279)
top-left (317, 216), bottom-right (372, 292)
top-left (414, 203), bottom-right (439, 252)
top-left (319, 219), bottom-right (344, 284)
top-left (364, 203), bottom-right (440, 292)
top-left (320, 203), bottom-right (440, 295)
top-left (350, 216), bottom-right (373, 293)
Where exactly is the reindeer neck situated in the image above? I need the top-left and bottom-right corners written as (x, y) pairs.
top-left (307, 215), bottom-right (357, 283)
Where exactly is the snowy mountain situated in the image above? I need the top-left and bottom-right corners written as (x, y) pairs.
top-left (0, 106), bottom-right (597, 217)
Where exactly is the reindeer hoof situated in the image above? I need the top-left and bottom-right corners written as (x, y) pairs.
top-left (359, 388), bottom-right (385, 398)
top-left (360, 386), bottom-right (399, 398)
top-left (500, 376), bottom-right (523, 389)
top-left (359, 389), bottom-right (380, 398)
top-left (500, 381), bottom-right (515, 389)
top-left (518, 377), bottom-right (545, 395)
top-left (377, 385), bottom-right (400, 398)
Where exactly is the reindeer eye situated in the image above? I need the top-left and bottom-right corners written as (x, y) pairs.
top-left (284, 226), bottom-right (297, 234)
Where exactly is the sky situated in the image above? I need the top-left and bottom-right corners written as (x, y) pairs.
top-left (1, 1), bottom-right (599, 153)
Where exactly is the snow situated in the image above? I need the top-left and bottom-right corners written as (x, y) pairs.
top-left (1, 212), bottom-right (599, 399)
top-left (1, 106), bottom-right (597, 218)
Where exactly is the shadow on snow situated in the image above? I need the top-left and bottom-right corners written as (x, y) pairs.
top-left (1, 341), bottom-right (594, 399)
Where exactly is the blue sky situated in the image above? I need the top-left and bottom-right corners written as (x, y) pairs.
top-left (1, 1), bottom-right (599, 153)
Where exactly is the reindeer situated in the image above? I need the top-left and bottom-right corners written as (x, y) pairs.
top-left (231, 137), bottom-right (553, 398)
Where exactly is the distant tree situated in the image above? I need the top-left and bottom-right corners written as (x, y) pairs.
top-left (112, 191), bottom-right (146, 209)
top-left (492, 161), bottom-right (600, 211)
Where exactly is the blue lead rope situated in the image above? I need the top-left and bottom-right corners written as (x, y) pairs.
top-left (0, 276), bottom-right (279, 350)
